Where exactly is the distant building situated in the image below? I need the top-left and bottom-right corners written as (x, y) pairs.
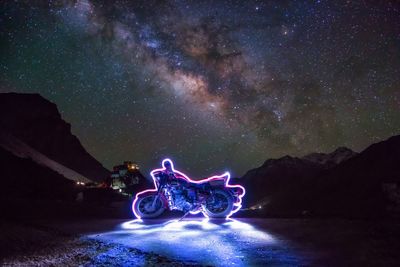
top-left (109, 161), bottom-right (150, 195)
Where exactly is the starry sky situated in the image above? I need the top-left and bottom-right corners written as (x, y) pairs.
top-left (1, 0), bottom-right (399, 177)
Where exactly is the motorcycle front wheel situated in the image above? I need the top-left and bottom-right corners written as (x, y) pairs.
top-left (133, 194), bottom-right (165, 219)
top-left (203, 189), bottom-right (234, 218)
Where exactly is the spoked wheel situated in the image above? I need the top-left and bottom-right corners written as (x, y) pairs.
top-left (203, 189), bottom-right (234, 218)
top-left (133, 194), bottom-right (165, 219)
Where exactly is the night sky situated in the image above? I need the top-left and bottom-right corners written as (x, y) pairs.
top-left (1, 0), bottom-right (399, 177)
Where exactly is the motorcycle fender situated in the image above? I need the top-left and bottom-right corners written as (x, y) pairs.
top-left (136, 190), bottom-right (169, 209)
top-left (229, 186), bottom-right (244, 197)
top-left (228, 186), bottom-right (245, 204)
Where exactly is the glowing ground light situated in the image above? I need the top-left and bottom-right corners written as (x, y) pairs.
top-left (120, 218), bottom-right (274, 243)
top-left (132, 158), bottom-right (246, 219)
top-left (113, 218), bottom-right (277, 266)
top-left (88, 219), bottom-right (304, 266)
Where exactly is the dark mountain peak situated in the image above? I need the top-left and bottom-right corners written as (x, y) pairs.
top-left (333, 146), bottom-right (353, 153)
top-left (242, 134), bottom-right (400, 217)
top-left (331, 146), bottom-right (356, 157)
top-left (1, 92), bottom-right (49, 101)
top-left (263, 155), bottom-right (298, 166)
top-left (241, 152), bottom-right (324, 204)
top-left (337, 134), bottom-right (400, 182)
top-left (0, 93), bottom-right (109, 182)
top-left (361, 135), bottom-right (400, 155)
top-left (302, 146), bottom-right (357, 167)
top-left (0, 92), bottom-right (61, 119)
top-left (388, 134), bottom-right (400, 141)
top-left (281, 155), bottom-right (295, 161)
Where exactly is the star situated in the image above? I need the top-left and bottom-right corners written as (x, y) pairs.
top-left (0, 0), bottom-right (399, 176)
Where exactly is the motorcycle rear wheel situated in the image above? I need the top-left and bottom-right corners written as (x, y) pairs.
top-left (134, 195), bottom-right (165, 219)
top-left (203, 189), bottom-right (234, 218)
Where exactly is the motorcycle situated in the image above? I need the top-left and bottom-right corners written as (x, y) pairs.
top-left (132, 159), bottom-right (245, 219)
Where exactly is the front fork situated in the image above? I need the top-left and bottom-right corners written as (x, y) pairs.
top-left (151, 186), bottom-right (162, 209)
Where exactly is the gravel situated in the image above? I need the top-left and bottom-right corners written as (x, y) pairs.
top-left (0, 220), bottom-right (200, 266)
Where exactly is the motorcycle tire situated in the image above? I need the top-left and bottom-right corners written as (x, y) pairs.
top-left (203, 189), bottom-right (234, 218)
top-left (134, 194), bottom-right (165, 219)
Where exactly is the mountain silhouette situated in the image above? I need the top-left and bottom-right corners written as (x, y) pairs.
top-left (242, 136), bottom-right (400, 218)
top-left (0, 93), bottom-right (109, 182)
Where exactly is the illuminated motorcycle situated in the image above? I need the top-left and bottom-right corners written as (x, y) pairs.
top-left (132, 159), bottom-right (245, 219)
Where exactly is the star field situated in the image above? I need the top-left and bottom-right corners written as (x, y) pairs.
top-left (1, 0), bottom-right (399, 177)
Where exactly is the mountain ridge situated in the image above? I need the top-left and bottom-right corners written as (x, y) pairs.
top-left (241, 135), bottom-right (400, 217)
top-left (0, 92), bottom-right (109, 182)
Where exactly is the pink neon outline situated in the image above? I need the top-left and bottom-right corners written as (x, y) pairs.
top-left (132, 158), bottom-right (246, 219)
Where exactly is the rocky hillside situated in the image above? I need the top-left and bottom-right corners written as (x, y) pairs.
top-left (0, 93), bottom-right (109, 182)
top-left (307, 135), bottom-right (400, 217)
top-left (241, 155), bottom-right (323, 208)
top-left (0, 131), bottom-right (93, 184)
top-left (241, 146), bottom-right (356, 209)
top-left (241, 136), bottom-right (400, 218)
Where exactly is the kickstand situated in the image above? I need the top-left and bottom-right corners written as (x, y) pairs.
top-left (178, 211), bottom-right (190, 221)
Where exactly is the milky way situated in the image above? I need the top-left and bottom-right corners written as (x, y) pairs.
top-left (1, 0), bottom-right (399, 176)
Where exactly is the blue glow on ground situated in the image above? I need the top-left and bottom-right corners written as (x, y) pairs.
top-left (87, 218), bottom-right (304, 266)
